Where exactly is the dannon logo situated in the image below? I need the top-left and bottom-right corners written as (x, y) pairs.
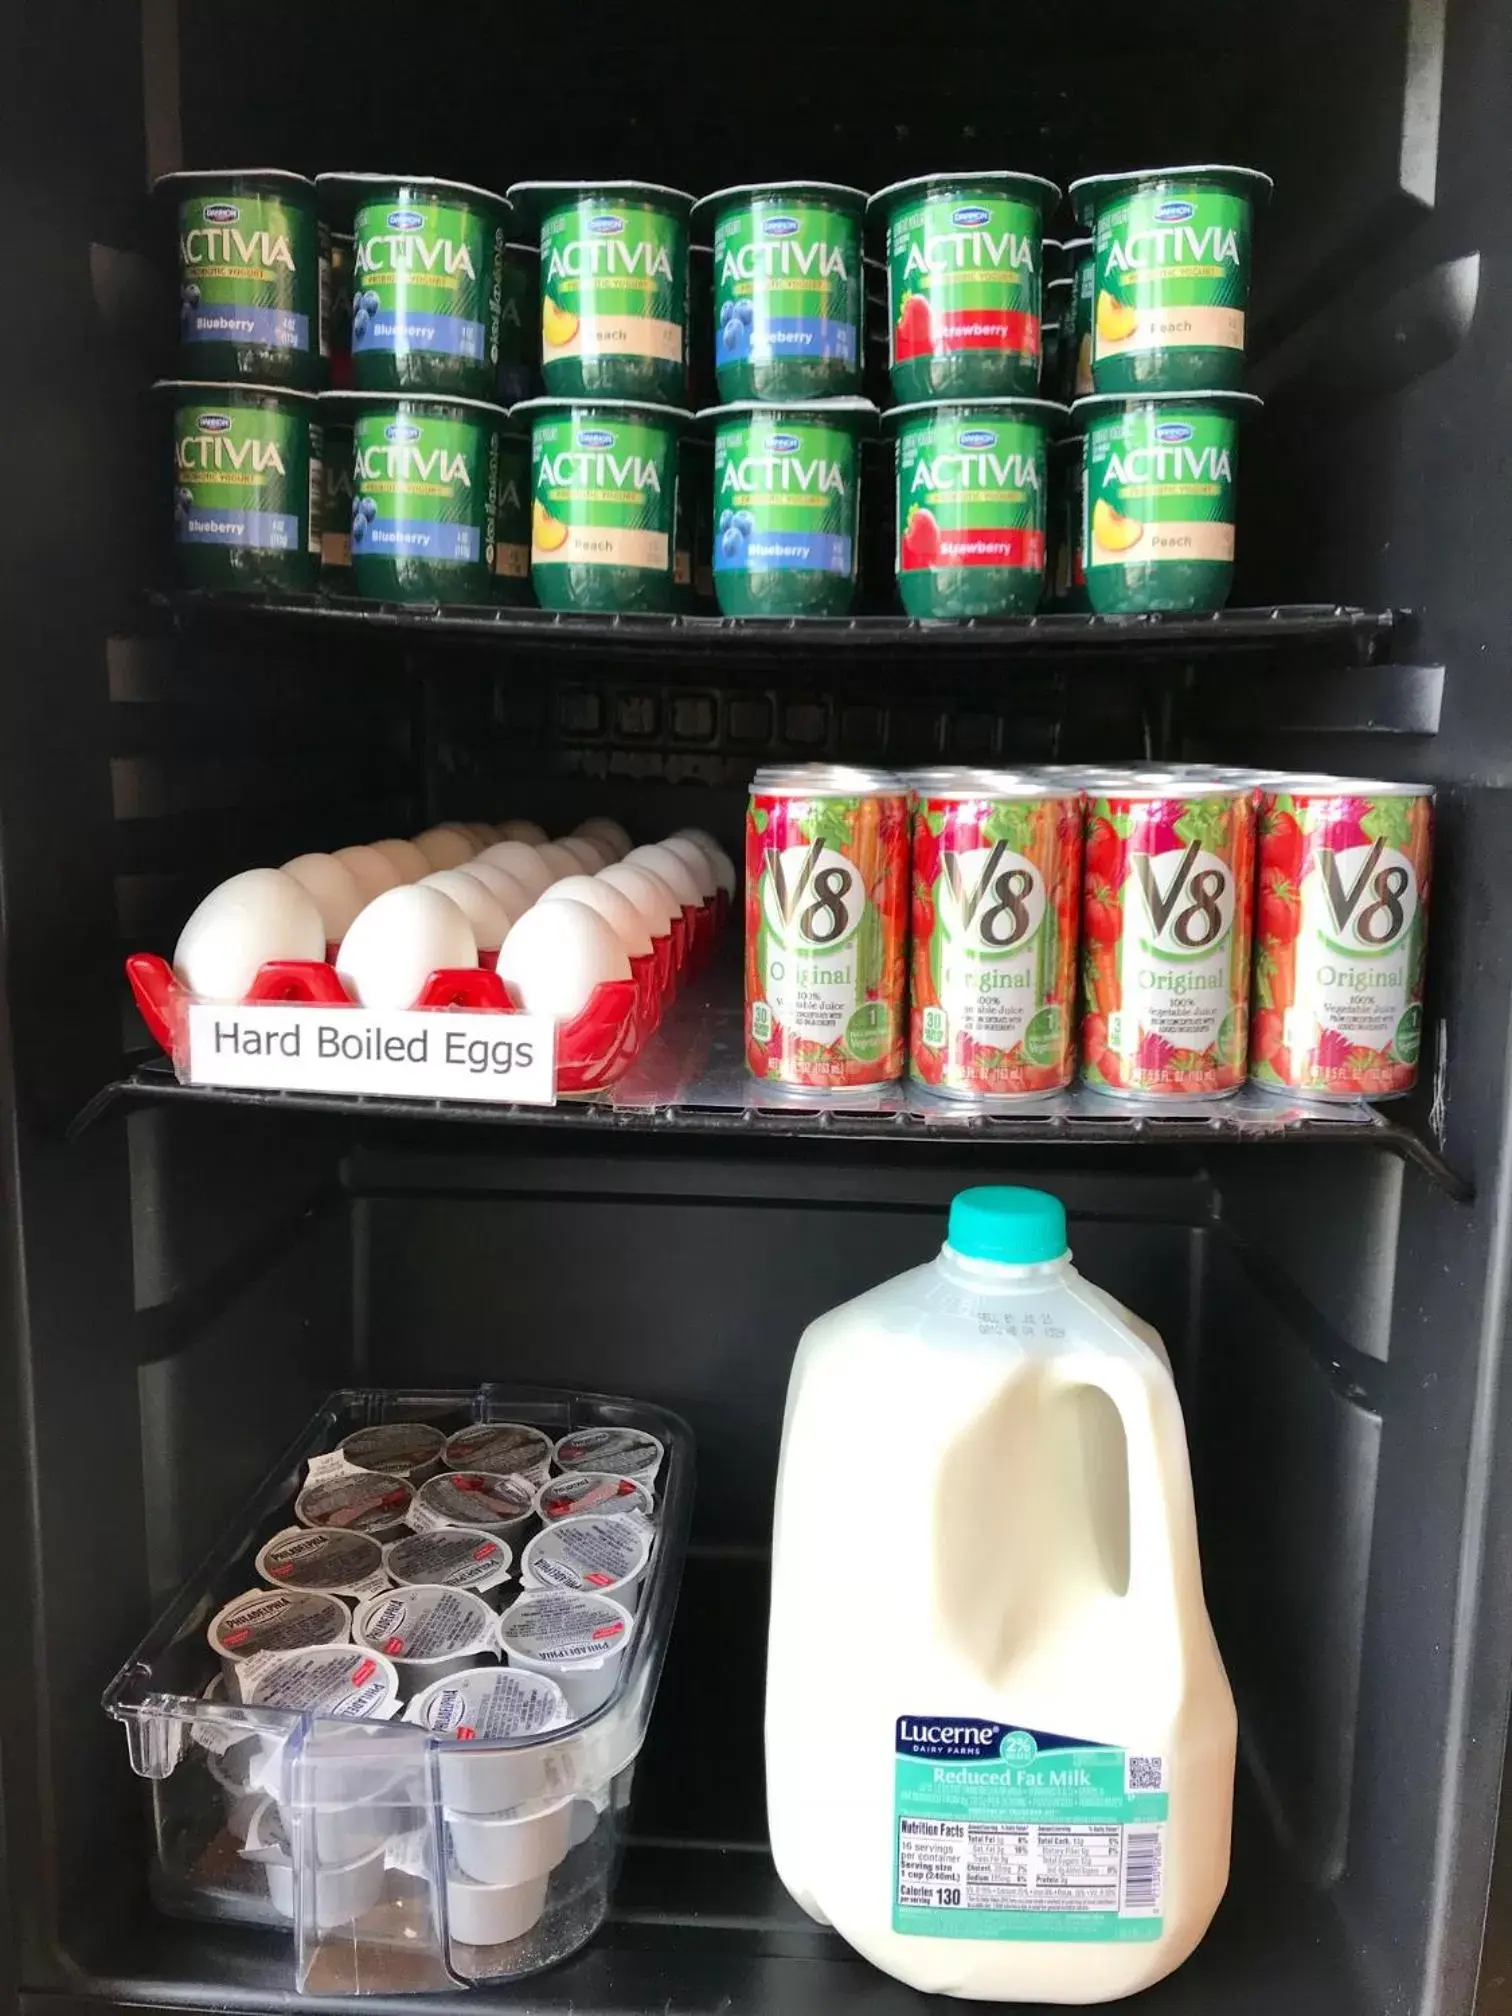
top-left (768, 432), bottom-right (801, 453)
top-left (952, 205), bottom-right (991, 227)
top-left (589, 214), bottom-right (624, 236)
top-left (959, 427), bottom-right (998, 448)
top-left (385, 422), bottom-right (422, 443)
top-left (196, 413), bottom-right (231, 432)
top-left (387, 209), bottom-right (425, 232)
top-left (578, 427), bottom-right (616, 448)
top-left (1154, 199), bottom-right (1196, 222)
top-left (202, 202), bottom-right (239, 224)
top-left (763, 215), bottom-right (800, 237)
top-left (1155, 421), bottom-right (1193, 443)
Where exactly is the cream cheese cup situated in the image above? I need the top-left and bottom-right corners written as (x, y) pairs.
top-left (445, 1857), bottom-right (552, 1947)
top-left (338, 1421), bottom-right (446, 1483)
top-left (409, 1469), bottom-right (537, 1545)
top-left (383, 1527), bottom-right (514, 1599)
top-left (238, 1644), bottom-right (404, 1804)
top-left (405, 1664), bottom-right (573, 1814)
top-left (534, 1471), bottom-right (656, 1526)
top-left (520, 1513), bottom-right (652, 1614)
top-left (295, 1465), bottom-right (414, 1541)
top-left (256, 1524), bottom-right (390, 1601)
top-left (242, 1797), bottom-right (388, 1928)
top-left (442, 1421), bottom-right (553, 1482)
top-left (551, 1426), bottom-right (664, 1483)
top-left (446, 1790), bottom-right (574, 1891)
top-left (208, 1587), bottom-right (351, 1696)
top-left (497, 1590), bottom-right (635, 1720)
top-left (352, 1582), bottom-right (498, 1699)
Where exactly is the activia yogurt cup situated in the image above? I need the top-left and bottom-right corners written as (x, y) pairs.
top-left (1077, 390), bottom-right (1262, 613)
top-left (1065, 237), bottom-right (1095, 400)
top-left (351, 1582), bottom-right (498, 1698)
top-left (508, 181), bottom-right (693, 406)
top-left (867, 171), bottom-right (1060, 403)
top-left (703, 398), bottom-right (876, 618)
top-left (517, 397), bottom-right (685, 614)
top-left (1069, 166), bottom-right (1272, 394)
top-left (319, 175), bottom-right (509, 400)
top-left (158, 170), bottom-right (326, 390)
top-left (295, 1465), bottom-right (414, 1540)
top-left (405, 1666), bottom-right (572, 1813)
top-left (340, 1421), bottom-right (446, 1483)
top-left (443, 1422), bottom-right (553, 1481)
top-left (327, 390), bottom-right (503, 605)
top-left (697, 182), bottom-right (866, 402)
top-left (160, 381), bottom-right (321, 594)
top-left (494, 427), bottom-right (532, 604)
top-left (552, 1426), bottom-right (664, 1483)
top-left (497, 1589), bottom-right (635, 1719)
top-left (256, 1524), bottom-right (390, 1601)
top-left (383, 1528), bottom-right (514, 1599)
top-left (209, 1587), bottom-right (351, 1693)
top-left (520, 1514), bottom-right (651, 1612)
top-left (887, 397), bottom-right (1063, 618)
top-left (497, 242), bottom-right (539, 406)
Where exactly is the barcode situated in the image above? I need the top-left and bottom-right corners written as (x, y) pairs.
top-left (1126, 1753), bottom-right (1164, 1791)
top-left (1121, 1828), bottom-right (1164, 1913)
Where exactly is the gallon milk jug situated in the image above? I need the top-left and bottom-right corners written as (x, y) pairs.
top-left (765, 1185), bottom-right (1236, 2003)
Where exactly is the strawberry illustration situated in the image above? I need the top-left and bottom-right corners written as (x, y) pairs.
top-left (900, 505), bottom-right (941, 570)
top-left (895, 290), bottom-right (934, 359)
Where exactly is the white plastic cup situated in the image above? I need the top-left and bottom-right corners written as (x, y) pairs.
top-left (409, 1470), bottom-right (537, 1548)
top-left (445, 1864), bottom-right (550, 1947)
top-left (447, 1794), bottom-right (573, 1889)
top-left (442, 1422), bottom-right (553, 1483)
top-left (383, 1528), bottom-right (514, 1602)
top-left (519, 1515), bottom-right (651, 1615)
top-left (255, 1526), bottom-right (390, 1602)
top-left (497, 1591), bottom-right (635, 1721)
top-left (207, 1735), bottom-right (263, 1842)
top-left (405, 1666), bottom-right (573, 1814)
top-left (551, 1427), bottom-right (664, 1484)
top-left (295, 1466), bottom-right (414, 1542)
top-left (534, 1472), bottom-right (656, 1527)
top-left (207, 1588), bottom-right (351, 1697)
top-left (339, 1421), bottom-right (446, 1484)
top-left (244, 1798), bottom-right (388, 1928)
top-left (237, 1646), bottom-right (402, 1804)
top-left (351, 1583), bottom-right (498, 1700)
top-left (280, 1785), bottom-right (410, 1868)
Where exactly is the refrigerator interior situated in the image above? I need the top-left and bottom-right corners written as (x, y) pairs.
top-left (4, 1), bottom-right (1512, 2013)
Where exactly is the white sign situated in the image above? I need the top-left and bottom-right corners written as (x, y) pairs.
top-left (185, 1003), bottom-right (557, 1106)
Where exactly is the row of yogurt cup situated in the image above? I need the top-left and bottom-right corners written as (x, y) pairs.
top-left (164, 378), bottom-right (1257, 620)
top-left (191, 1420), bottom-right (665, 1944)
top-left (161, 165), bottom-right (1268, 410)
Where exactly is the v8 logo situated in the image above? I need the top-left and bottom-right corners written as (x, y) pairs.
top-left (1318, 841), bottom-right (1417, 954)
top-left (939, 844), bottom-right (1045, 953)
top-left (1132, 841), bottom-right (1233, 955)
top-left (762, 841), bottom-right (864, 949)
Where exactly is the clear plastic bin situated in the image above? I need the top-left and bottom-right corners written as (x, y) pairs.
top-left (103, 1385), bottom-right (693, 1993)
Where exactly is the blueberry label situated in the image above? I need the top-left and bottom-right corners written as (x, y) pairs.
top-left (171, 396), bottom-right (312, 554)
top-left (540, 199), bottom-right (687, 371)
top-left (1092, 185), bottom-right (1251, 367)
top-left (713, 412), bottom-right (859, 577)
top-left (713, 200), bottom-right (862, 372)
top-left (177, 193), bottom-right (319, 355)
top-left (885, 193), bottom-right (1042, 372)
top-left (530, 413), bottom-right (676, 573)
top-left (353, 199), bottom-right (505, 367)
top-left (896, 410), bottom-right (1047, 574)
top-left (351, 407), bottom-right (498, 569)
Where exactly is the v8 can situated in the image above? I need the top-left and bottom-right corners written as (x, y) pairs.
top-left (745, 767), bottom-right (908, 1092)
top-left (910, 773), bottom-right (1083, 1100)
top-left (1081, 775), bottom-right (1256, 1099)
top-left (1250, 778), bottom-right (1433, 1100)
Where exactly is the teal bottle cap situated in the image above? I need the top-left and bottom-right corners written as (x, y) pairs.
top-left (946, 1186), bottom-right (1068, 1266)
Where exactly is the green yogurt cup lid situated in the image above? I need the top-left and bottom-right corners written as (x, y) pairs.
top-left (507, 179), bottom-right (695, 222)
top-left (1062, 235), bottom-right (1093, 254)
top-left (1069, 164), bottom-right (1273, 224)
top-left (866, 170), bottom-right (1061, 218)
top-left (698, 396), bottom-right (878, 429)
top-left (315, 171), bottom-right (511, 211)
top-left (512, 395), bottom-right (694, 425)
top-left (1072, 390), bottom-right (1264, 418)
top-left (153, 378), bottom-right (319, 404)
top-left (882, 395), bottom-right (1069, 429)
top-left (693, 180), bottom-right (867, 220)
top-left (154, 167), bottom-right (315, 193)
top-left (322, 389), bottom-right (511, 420)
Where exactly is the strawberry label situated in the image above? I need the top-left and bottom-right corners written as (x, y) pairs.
top-left (746, 780), bottom-right (909, 1090)
top-left (882, 188), bottom-right (1045, 400)
top-left (1249, 784), bottom-right (1433, 1101)
top-left (1081, 785), bottom-right (1256, 1100)
top-left (910, 785), bottom-right (1083, 1100)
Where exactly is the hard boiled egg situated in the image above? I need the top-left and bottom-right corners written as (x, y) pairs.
top-left (497, 818), bottom-right (549, 846)
top-left (412, 826), bottom-right (477, 872)
top-left (597, 861), bottom-right (681, 940)
top-left (576, 816), bottom-right (632, 861)
top-left (477, 840), bottom-right (555, 902)
top-left (334, 844), bottom-right (403, 904)
top-left (534, 840), bottom-right (585, 884)
top-left (418, 869), bottom-right (512, 952)
top-left (336, 886), bottom-right (477, 1009)
top-left (623, 843), bottom-right (702, 912)
top-left (370, 837), bottom-right (432, 885)
top-left (495, 898), bottom-right (630, 1021)
top-left (462, 822), bottom-right (499, 849)
top-left (555, 834), bottom-right (612, 872)
top-left (459, 860), bottom-right (533, 924)
top-left (174, 869), bottom-right (326, 1002)
top-left (539, 874), bottom-right (652, 960)
top-left (658, 834), bottom-right (718, 903)
top-left (673, 826), bottom-right (738, 898)
top-left (280, 853), bottom-right (366, 941)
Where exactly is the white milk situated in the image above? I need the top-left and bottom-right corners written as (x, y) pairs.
top-left (765, 1185), bottom-right (1235, 2003)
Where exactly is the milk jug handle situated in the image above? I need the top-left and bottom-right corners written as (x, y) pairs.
top-left (1051, 1352), bottom-right (1192, 1621)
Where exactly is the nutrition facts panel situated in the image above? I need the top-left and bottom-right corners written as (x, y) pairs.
top-left (896, 1820), bottom-right (1164, 1922)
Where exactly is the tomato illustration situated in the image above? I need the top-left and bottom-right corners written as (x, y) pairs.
top-left (1259, 804), bottom-right (1304, 884)
top-left (1250, 1007), bottom-right (1284, 1067)
top-left (1084, 814), bottom-right (1123, 889)
top-left (1084, 887), bottom-right (1122, 944)
top-left (1257, 866), bottom-right (1300, 946)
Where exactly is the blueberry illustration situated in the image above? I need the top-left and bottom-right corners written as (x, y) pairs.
top-left (361, 495), bottom-right (377, 521)
top-left (362, 290), bottom-right (381, 317)
top-left (734, 510), bottom-right (755, 536)
top-left (721, 320), bottom-right (742, 352)
top-left (719, 509), bottom-right (734, 533)
top-left (720, 298), bottom-right (737, 327)
top-left (351, 501), bottom-right (365, 530)
top-left (177, 486), bottom-right (195, 509)
top-left (352, 306), bottom-right (370, 341)
top-left (351, 516), bottom-right (366, 546)
top-left (181, 282), bottom-right (201, 308)
top-left (721, 526), bottom-right (745, 560)
top-left (734, 298), bottom-right (753, 327)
